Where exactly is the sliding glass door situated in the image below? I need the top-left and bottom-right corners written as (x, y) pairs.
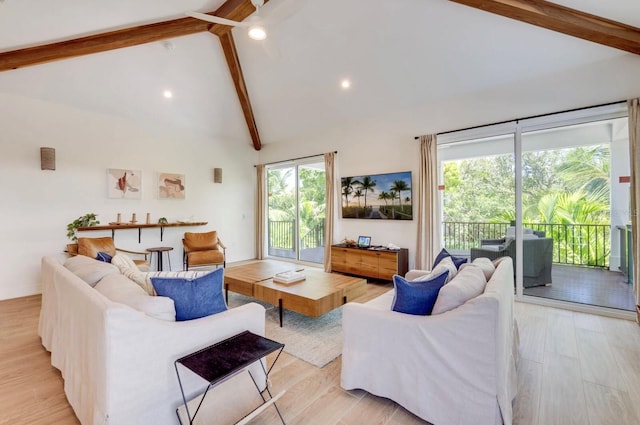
top-left (437, 104), bottom-right (634, 311)
top-left (266, 159), bottom-right (326, 264)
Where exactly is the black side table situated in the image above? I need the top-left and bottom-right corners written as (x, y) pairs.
top-left (174, 331), bottom-right (286, 425)
top-left (146, 246), bottom-right (173, 271)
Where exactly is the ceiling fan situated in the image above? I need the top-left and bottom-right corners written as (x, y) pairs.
top-left (186, 0), bottom-right (269, 41)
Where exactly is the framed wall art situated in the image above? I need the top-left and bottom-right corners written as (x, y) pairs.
top-left (158, 172), bottom-right (186, 199)
top-left (107, 168), bottom-right (142, 199)
top-left (341, 171), bottom-right (412, 220)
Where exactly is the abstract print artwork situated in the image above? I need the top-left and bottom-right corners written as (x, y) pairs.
top-left (107, 169), bottom-right (142, 199)
top-left (158, 172), bottom-right (186, 199)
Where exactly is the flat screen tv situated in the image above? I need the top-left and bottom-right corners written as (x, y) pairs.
top-left (341, 171), bottom-right (412, 220)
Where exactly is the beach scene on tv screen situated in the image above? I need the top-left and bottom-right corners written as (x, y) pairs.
top-left (341, 171), bottom-right (412, 220)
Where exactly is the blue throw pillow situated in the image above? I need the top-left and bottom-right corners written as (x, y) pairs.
top-left (432, 248), bottom-right (467, 270)
top-left (391, 271), bottom-right (449, 316)
top-left (95, 251), bottom-right (113, 263)
top-left (151, 268), bottom-right (227, 321)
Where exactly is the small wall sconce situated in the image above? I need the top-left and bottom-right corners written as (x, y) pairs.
top-left (213, 168), bottom-right (223, 184)
top-left (40, 147), bottom-right (56, 170)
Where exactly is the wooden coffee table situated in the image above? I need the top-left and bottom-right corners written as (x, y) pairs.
top-left (224, 260), bottom-right (367, 326)
top-left (224, 260), bottom-right (302, 299)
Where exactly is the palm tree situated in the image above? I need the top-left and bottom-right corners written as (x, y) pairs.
top-left (391, 180), bottom-right (410, 210)
top-left (353, 189), bottom-right (363, 208)
top-left (341, 176), bottom-right (360, 207)
top-left (358, 176), bottom-right (377, 209)
top-left (378, 191), bottom-right (391, 206)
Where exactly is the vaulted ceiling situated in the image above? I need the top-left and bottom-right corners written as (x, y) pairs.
top-left (1, 0), bottom-right (640, 150)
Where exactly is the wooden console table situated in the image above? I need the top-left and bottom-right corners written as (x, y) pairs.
top-left (77, 221), bottom-right (207, 243)
top-left (330, 244), bottom-right (408, 281)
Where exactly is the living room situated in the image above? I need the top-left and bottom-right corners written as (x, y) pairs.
top-left (2, 0), bottom-right (640, 424)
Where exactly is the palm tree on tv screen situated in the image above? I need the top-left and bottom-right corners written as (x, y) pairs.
top-left (358, 176), bottom-right (377, 209)
top-left (391, 180), bottom-right (410, 211)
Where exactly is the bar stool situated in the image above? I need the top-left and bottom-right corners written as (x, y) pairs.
top-left (146, 246), bottom-right (173, 271)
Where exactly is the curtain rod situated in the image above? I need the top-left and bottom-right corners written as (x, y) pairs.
top-left (256, 151), bottom-right (337, 167)
top-left (414, 99), bottom-right (626, 139)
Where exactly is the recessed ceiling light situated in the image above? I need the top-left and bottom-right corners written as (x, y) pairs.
top-left (341, 79), bottom-right (351, 89)
top-left (248, 24), bottom-right (267, 41)
top-left (163, 90), bottom-right (173, 99)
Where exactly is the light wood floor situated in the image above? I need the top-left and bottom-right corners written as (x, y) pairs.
top-left (2, 285), bottom-right (640, 425)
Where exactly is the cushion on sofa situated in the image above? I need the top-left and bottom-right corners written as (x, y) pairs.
top-left (460, 257), bottom-right (495, 281)
top-left (492, 256), bottom-right (511, 268)
top-left (94, 274), bottom-right (176, 321)
top-left (111, 253), bottom-right (138, 271)
top-left (151, 268), bottom-right (227, 321)
top-left (64, 255), bottom-right (120, 287)
top-left (432, 264), bottom-right (487, 315)
top-left (432, 248), bottom-right (467, 270)
top-left (414, 256), bottom-right (457, 283)
top-left (391, 271), bottom-right (449, 316)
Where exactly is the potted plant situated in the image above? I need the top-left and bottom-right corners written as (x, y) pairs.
top-left (66, 213), bottom-right (100, 255)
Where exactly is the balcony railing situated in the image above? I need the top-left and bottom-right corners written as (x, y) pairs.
top-left (443, 221), bottom-right (610, 268)
top-left (268, 219), bottom-right (325, 251)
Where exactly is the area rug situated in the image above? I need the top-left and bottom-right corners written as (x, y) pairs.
top-left (227, 293), bottom-right (343, 368)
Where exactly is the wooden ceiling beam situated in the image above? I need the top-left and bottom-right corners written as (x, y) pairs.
top-left (0, 0), bottom-right (264, 71)
top-left (218, 32), bottom-right (262, 150)
top-left (449, 0), bottom-right (640, 55)
top-left (0, 0), bottom-right (266, 150)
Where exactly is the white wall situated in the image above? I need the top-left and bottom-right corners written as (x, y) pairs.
top-left (0, 93), bottom-right (258, 300)
top-left (258, 123), bottom-right (421, 270)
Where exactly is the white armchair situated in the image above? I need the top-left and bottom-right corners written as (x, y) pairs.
top-left (341, 258), bottom-right (518, 425)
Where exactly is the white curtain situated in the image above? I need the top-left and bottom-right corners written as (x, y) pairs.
top-left (416, 134), bottom-right (440, 269)
top-left (629, 98), bottom-right (640, 319)
top-left (255, 164), bottom-right (266, 260)
top-left (324, 152), bottom-right (336, 272)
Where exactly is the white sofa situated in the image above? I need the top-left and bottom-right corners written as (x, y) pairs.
top-left (38, 255), bottom-right (266, 425)
top-left (341, 257), bottom-right (519, 425)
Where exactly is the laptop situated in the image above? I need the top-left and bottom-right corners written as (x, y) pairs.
top-left (357, 236), bottom-right (371, 248)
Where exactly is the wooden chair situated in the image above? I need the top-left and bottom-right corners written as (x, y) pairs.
top-left (182, 231), bottom-right (226, 270)
top-left (77, 237), bottom-right (151, 271)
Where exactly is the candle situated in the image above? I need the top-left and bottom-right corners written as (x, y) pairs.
top-left (146, 213), bottom-right (151, 224)
top-left (116, 213), bottom-right (122, 223)
top-left (131, 213), bottom-right (137, 223)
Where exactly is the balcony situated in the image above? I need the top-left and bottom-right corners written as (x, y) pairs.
top-left (268, 219), bottom-right (325, 263)
top-left (443, 221), bottom-right (634, 311)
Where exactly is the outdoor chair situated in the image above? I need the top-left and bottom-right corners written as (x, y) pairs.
top-left (182, 230), bottom-right (226, 270)
top-left (470, 231), bottom-right (553, 287)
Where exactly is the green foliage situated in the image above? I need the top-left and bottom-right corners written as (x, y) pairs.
top-left (66, 213), bottom-right (100, 242)
top-left (267, 166), bottom-right (326, 249)
top-left (443, 144), bottom-right (612, 267)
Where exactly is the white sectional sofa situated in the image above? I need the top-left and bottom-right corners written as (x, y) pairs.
top-left (38, 255), bottom-right (266, 425)
top-left (341, 257), bottom-right (519, 425)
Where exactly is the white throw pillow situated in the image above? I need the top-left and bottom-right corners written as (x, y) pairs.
top-left (94, 274), bottom-right (176, 321)
top-left (492, 256), bottom-right (511, 268)
top-left (462, 257), bottom-right (495, 281)
top-left (64, 255), bottom-right (120, 287)
top-left (431, 265), bottom-right (487, 314)
top-left (111, 253), bottom-right (138, 272)
top-left (414, 256), bottom-right (457, 283)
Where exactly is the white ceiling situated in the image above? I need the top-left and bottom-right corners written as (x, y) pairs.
top-left (1, 0), bottom-right (639, 146)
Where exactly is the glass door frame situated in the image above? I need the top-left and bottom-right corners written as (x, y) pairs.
top-left (264, 156), bottom-right (326, 264)
top-left (437, 103), bottom-right (629, 304)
